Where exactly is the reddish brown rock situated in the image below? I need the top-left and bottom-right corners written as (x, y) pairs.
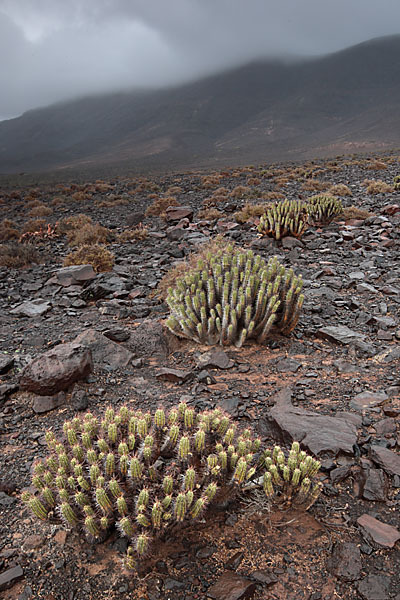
top-left (73, 329), bottom-right (133, 371)
top-left (350, 391), bottom-right (388, 411)
top-left (165, 206), bottom-right (193, 222)
top-left (327, 542), bottom-right (362, 581)
top-left (20, 343), bottom-right (93, 395)
top-left (156, 368), bottom-right (192, 383)
top-left (269, 388), bottom-right (358, 456)
top-left (370, 445), bottom-right (400, 476)
top-left (357, 514), bottom-right (400, 548)
top-left (208, 571), bottom-right (257, 600)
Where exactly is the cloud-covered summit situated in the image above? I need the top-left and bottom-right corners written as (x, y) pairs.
top-left (1, 0), bottom-right (400, 119)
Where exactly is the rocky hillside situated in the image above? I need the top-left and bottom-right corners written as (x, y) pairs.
top-left (0, 152), bottom-right (399, 599)
top-left (1, 35), bottom-right (400, 174)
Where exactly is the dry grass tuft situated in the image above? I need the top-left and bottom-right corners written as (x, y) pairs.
top-left (63, 244), bottom-right (114, 272)
top-left (363, 179), bottom-right (394, 195)
top-left (118, 226), bottom-right (148, 242)
top-left (0, 219), bottom-right (20, 241)
top-left (234, 203), bottom-right (270, 224)
top-left (301, 179), bottom-right (330, 192)
top-left (0, 242), bottom-right (43, 268)
top-left (145, 196), bottom-right (178, 217)
top-left (328, 184), bottom-right (352, 197)
top-left (341, 206), bottom-right (375, 220)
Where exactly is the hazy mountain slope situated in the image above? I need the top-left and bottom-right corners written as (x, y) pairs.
top-left (1, 35), bottom-right (400, 173)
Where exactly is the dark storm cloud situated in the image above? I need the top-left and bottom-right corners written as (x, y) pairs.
top-left (1, 0), bottom-right (400, 119)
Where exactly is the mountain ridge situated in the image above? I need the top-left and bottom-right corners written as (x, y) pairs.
top-left (1, 34), bottom-right (400, 174)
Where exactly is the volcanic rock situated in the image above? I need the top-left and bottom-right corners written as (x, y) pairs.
top-left (357, 514), bottom-right (400, 548)
top-left (20, 343), bottom-right (93, 395)
top-left (269, 388), bottom-right (358, 456)
top-left (73, 329), bottom-right (133, 371)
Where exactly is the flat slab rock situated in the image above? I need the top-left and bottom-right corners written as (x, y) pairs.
top-left (197, 350), bottom-right (234, 370)
top-left (350, 391), bottom-right (388, 411)
top-left (55, 264), bottom-right (96, 286)
top-left (269, 388), bottom-right (359, 456)
top-left (370, 445), bottom-right (400, 476)
top-left (73, 329), bottom-right (133, 371)
top-left (0, 565), bottom-right (24, 592)
top-left (327, 542), bottom-right (362, 582)
top-left (208, 571), bottom-right (256, 600)
top-left (20, 342), bottom-right (93, 395)
top-left (357, 574), bottom-right (391, 600)
top-left (317, 325), bottom-right (366, 345)
top-left (357, 514), bottom-right (400, 548)
top-left (10, 299), bottom-right (51, 317)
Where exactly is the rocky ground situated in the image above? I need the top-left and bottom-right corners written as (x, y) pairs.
top-left (0, 153), bottom-right (399, 600)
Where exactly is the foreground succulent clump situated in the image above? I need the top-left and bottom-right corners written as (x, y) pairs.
top-left (257, 199), bottom-right (309, 240)
top-left (22, 403), bottom-right (261, 570)
top-left (260, 441), bottom-right (322, 509)
top-left (306, 194), bottom-right (343, 225)
top-left (166, 244), bottom-right (304, 347)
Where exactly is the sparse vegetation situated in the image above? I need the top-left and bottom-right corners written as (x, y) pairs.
top-left (63, 244), bottom-right (114, 272)
top-left (364, 179), bottom-right (394, 194)
top-left (145, 196), bottom-right (178, 217)
top-left (257, 200), bottom-right (308, 239)
top-left (0, 242), bottom-right (43, 268)
top-left (166, 244), bottom-right (303, 346)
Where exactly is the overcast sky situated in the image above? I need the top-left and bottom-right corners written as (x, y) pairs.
top-left (1, 0), bottom-right (400, 120)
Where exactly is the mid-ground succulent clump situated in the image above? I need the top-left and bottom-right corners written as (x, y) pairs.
top-left (260, 442), bottom-right (322, 510)
top-left (257, 200), bottom-right (308, 240)
top-left (306, 194), bottom-right (343, 225)
top-left (166, 244), bottom-right (303, 347)
top-left (22, 403), bottom-right (261, 570)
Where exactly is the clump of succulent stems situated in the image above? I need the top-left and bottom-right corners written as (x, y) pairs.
top-left (393, 175), bottom-right (400, 190)
top-left (22, 403), bottom-right (262, 570)
top-left (305, 195), bottom-right (343, 225)
top-left (260, 441), bottom-right (322, 510)
top-left (166, 244), bottom-right (304, 347)
top-left (257, 199), bottom-right (309, 240)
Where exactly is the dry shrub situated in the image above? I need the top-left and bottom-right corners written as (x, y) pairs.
top-left (273, 177), bottom-right (290, 188)
top-left (22, 219), bottom-right (46, 233)
top-left (230, 186), bottom-right (253, 199)
top-left (328, 184), bottom-right (352, 197)
top-left (364, 179), bottom-right (393, 194)
top-left (96, 196), bottom-right (129, 208)
top-left (197, 208), bottom-right (222, 220)
top-left (146, 196), bottom-right (178, 217)
top-left (156, 236), bottom-right (226, 301)
top-left (63, 244), bottom-right (114, 272)
top-left (341, 206), bottom-right (375, 220)
top-left (51, 197), bottom-right (64, 206)
top-left (94, 182), bottom-right (114, 193)
top-left (0, 242), bottom-right (42, 268)
top-left (261, 191), bottom-right (285, 201)
top-left (28, 204), bottom-right (53, 217)
top-left (246, 177), bottom-right (261, 186)
top-left (234, 203), bottom-right (269, 224)
top-left (0, 219), bottom-right (19, 241)
top-left (165, 186), bottom-right (183, 195)
top-left (25, 199), bottom-right (43, 210)
top-left (58, 214), bottom-right (93, 235)
top-left (201, 175), bottom-right (222, 188)
top-left (70, 191), bottom-right (89, 202)
top-left (67, 223), bottom-right (111, 247)
top-left (367, 161), bottom-right (387, 170)
top-left (301, 179), bottom-right (330, 192)
top-left (118, 226), bottom-right (148, 242)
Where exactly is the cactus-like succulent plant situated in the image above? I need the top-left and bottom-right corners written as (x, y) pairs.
top-left (260, 441), bottom-right (322, 510)
top-left (166, 244), bottom-right (304, 347)
top-left (22, 403), bottom-right (261, 570)
top-left (393, 175), bottom-right (400, 190)
top-left (305, 194), bottom-right (343, 225)
top-left (257, 200), bottom-right (309, 240)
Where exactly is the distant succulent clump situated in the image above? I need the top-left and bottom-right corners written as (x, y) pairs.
top-left (22, 403), bottom-right (261, 570)
top-left (260, 441), bottom-right (322, 510)
top-left (257, 200), bottom-right (309, 240)
top-left (166, 244), bottom-right (304, 347)
top-left (393, 175), bottom-right (400, 190)
top-left (306, 194), bottom-right (343, 225)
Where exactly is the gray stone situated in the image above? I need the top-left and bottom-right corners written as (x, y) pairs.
top-left (317, 325), bottom-right (366, 345)
top-left (269, 388), bottom-right (358, 456)
top-left (10, 299), bottom-right (51, 317)
top-left (0, 353), bottom-right (14, 374)
top-left (32, 391), bottom-right (66, 414)
top-left (370, 445), bottom-right (400, 476)
top-left (20, 343), bottom-right (93, 395)
top-left (127, 319), bottom-right (169, 358)
top-left (73, 329), bottom-right (133, 371)
top-left (362, 468), bottom-right (387, 501)
top-left (197, 350), bottom-right (234, 370)
top-left (0, 565), bottom-right (24, 591)
top-left (357, 575), bottom-right (390, 600)
top-left (156, 368), bottom-right (192, 383)
top-left (55, 264), bottom-right (96, 287)
top-left (327, 542), bottom-right (362, 581)
top-left (350, 391), bottom-right (388, 411)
